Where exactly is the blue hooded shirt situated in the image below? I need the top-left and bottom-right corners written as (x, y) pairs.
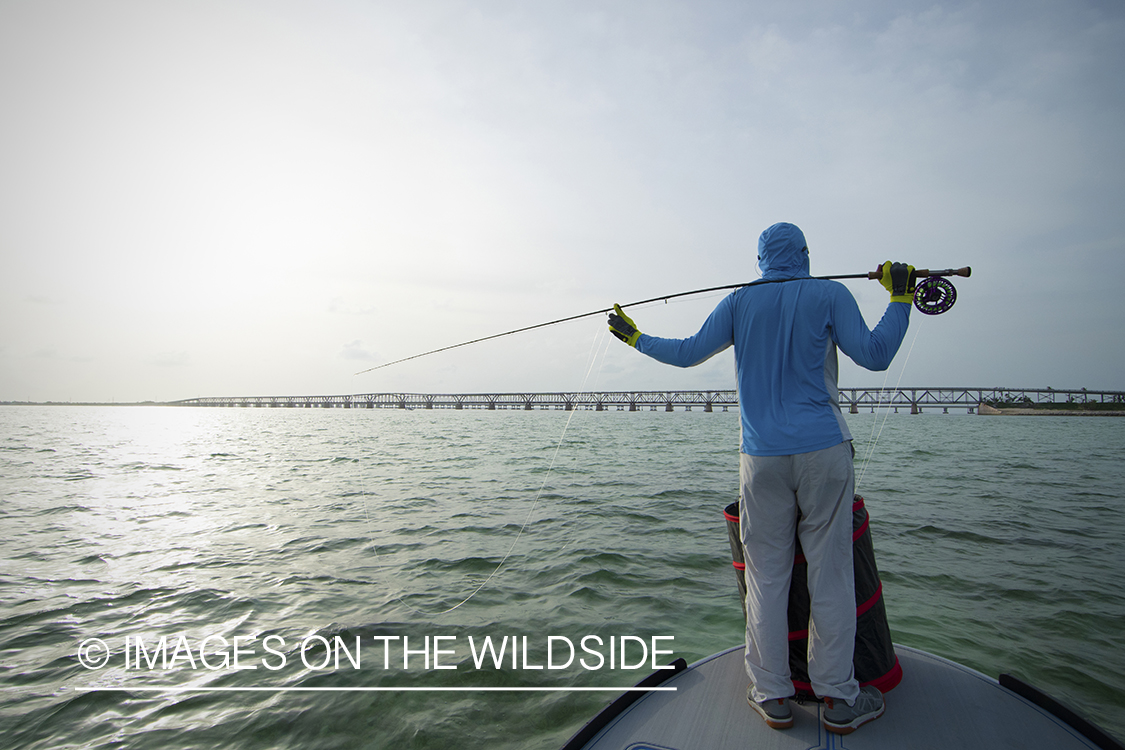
top-left (635, 223), bottom-right (911, 456)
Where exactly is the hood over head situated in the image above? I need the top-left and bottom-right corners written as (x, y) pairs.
top-left (757, 222), bottom-right (810, 280)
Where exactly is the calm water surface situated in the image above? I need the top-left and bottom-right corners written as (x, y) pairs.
top-left (0, 405), bottom-right (1122, 748)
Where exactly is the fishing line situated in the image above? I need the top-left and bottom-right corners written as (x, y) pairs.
top-left (356, 325), bottom-right (612, 618)
top-left (435, 328), bottom-right (612, 615)
top-left (854, 326), bottom-right (921, 493)
top-left (354, 266), bottom-right (963, 611)
top-left (855, 367), bottom-right (895, 492)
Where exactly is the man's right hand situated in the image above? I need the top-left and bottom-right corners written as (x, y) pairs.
top-left (878, 262), bottom-right (916, 304)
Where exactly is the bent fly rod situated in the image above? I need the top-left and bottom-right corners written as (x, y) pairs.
top-left (355, 265), bottom-right (971, 375)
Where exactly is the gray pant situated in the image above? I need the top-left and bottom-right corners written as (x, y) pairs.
top-left (740, 441), bottom-right (860, 703)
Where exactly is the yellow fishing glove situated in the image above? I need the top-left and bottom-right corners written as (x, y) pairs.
top-left (608, 304), bottom-right (642, 347)
top-left (878, 261), bottom-right (917, 304)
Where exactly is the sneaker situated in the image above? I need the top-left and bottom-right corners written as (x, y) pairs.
top-left (823, 685), bottom-right (885, 734)
top-left (746, 687), bottom-right (794, 729)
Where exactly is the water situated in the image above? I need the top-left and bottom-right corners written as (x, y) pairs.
top-left (1, 405), bottom-right (1122, 748)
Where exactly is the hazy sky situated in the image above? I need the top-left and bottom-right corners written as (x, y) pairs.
top-left (2, 0), bottom-right (1123, 402)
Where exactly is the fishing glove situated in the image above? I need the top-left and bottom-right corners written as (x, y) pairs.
top-left (879, 261), bottom-right (916, 304)
top-left (608, 304), bottom-right (642, 347)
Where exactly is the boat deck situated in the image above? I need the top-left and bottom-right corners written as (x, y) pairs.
top-left (564, 644), bottom-right (1113, 750)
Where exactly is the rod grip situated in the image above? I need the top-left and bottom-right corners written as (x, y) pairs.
top-left (868, 266), bottom-right (972, 279)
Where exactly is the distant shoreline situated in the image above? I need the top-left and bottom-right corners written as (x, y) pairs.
top-left (979, 404), bottom-right (1125, 417)
top-left (0, 401), bottom-right (162, 407)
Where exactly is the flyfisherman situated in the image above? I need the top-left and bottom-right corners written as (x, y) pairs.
top-left (607, 222), bottom-right (913, 735)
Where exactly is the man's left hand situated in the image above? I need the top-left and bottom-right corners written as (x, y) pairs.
top-left (608, 304), bottom-right (642, 347)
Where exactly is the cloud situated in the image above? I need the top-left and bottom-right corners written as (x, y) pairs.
top-left (340, 340), bottom-right (378, 362)
top-left (147, 352), bottom-right (191, 368)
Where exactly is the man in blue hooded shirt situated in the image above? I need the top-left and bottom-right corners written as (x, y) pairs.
top-left (608, 222), bottom-right (913, 735)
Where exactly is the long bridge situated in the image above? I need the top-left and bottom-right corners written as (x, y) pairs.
top-left (169, 387), bottom-right (1124, 414)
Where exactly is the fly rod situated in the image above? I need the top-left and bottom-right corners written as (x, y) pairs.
top-left (355, 266), bottom-right (971, 375)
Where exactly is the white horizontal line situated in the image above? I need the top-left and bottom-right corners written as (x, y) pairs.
top-left (71, 686), bottom-right (676, 693)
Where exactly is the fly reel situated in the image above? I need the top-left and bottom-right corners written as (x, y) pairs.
top-left (913, 276), bottom-right (958, 315)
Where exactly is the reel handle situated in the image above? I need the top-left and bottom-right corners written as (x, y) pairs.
top-left (867, 266), bottom-right (972, 280)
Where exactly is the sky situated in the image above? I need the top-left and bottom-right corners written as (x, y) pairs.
top-left (1, 0), bottom-right (1123, 403)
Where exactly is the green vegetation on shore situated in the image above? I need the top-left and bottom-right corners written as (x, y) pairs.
top-left (983, 395), bottom-right (1124, 411)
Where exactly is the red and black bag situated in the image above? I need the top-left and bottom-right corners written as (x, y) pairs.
top-left (723, 495), bottom-right (902, 698)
